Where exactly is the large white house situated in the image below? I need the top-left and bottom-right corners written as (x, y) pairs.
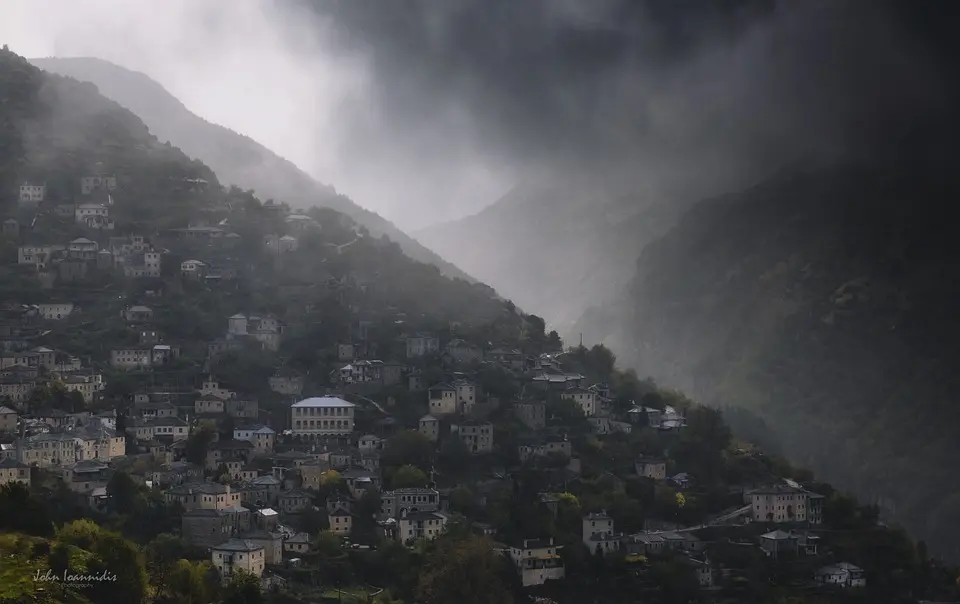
top-left (290, 397), bottom-right (355, 437)
top-left (748, 484), bottom-right (823, 524)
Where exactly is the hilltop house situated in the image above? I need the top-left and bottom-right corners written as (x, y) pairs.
top-left (233, 425), bottom-right (276, 455)
top-left (0, 458), bottom-right (31, 487)
top-left (451, 420), bottom-right (494, 454)
top-left (268, 368), bottom-right (303, 395)
top-left (514, 400), bottom-right (546, 430)
top-left (123, 305), bottom-right (154, 323)
top-left (398, 510), bottom-right (448, 544)
top-left (749, 485), bottom-right (808, 523)
top-left (583, 511), bottom-right (621, 556)
top-left (37, 303), bottom-right (74, 320)
top-left (211, 539), bottom-right (265, 578)
top-left (419, 414), bottom-right (439, 442)
top-left (428, 383), bottom-right (457, 416)
top-left (506, 538), bottom-right (566, 587)
top-left (225, 313), bottom-right (283, 352)
top-left (19, 182), bottom-right (45, 203)
top-left (561, 388), bottom-right (598, 417)
top-left (290, 397), bottom-right (355, 438)
top-left (181, 259), bottom-right (207, 278)
top-left (815, 562), bottom-right (866, 588)
top-left (80, 174), bottom-right (117, 194)
top-left (635, 457), bottom-right (667, 480)
top-left (405, 334), bottom-right (439, 358)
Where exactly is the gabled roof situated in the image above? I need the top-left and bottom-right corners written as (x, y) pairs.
top-left (213, 539), bottom-right (263, 553)
top-left (402, 511), bottom-right (445, 522)
top-left (251, 475), bottom-right (282, 486)
top-left (279, 489), bottom-right (310, 499)
top-left (291, 396), bottom-right (354, 409)
top-left (168, 481), bottom-right (230, 495)
top-left (761, 530), bottom-right (795, 540)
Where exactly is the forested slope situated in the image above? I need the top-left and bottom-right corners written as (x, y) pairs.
top-left (596, 159), bottom-right (960, 559)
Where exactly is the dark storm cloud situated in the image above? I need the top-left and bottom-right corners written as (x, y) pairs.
top-left (293, 0), bottom-right (957, 193)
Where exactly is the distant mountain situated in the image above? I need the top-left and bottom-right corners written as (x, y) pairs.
top-left (577, 157), bottom-right (960, 560)
top-left (415, 174), bottom-right (694, 334)
top-left (29, 56), bottom-right (472, 281)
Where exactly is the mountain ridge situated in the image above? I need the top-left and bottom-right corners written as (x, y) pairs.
top-left (415, 175), bottom-right (695, 335)
top-left (576, 158), bottom-right (960, 560)
top-left (29, 56), bottom-right (473, 282)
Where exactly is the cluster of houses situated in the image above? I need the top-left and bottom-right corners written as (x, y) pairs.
top-left (0, 323), bottom-right (865, 591)
top-left (15, 233), bottom-right (162, 285)
top-left (0, 174), bottom-right (870, 593)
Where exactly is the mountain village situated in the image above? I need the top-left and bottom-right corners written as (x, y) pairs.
top-left (0, 174), bottom-right (880, 602)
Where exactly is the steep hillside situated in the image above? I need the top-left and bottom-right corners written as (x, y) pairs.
top-left (0, 48), bottom-right (507, 327)
top-left (416, 175), bottom-right (692, 333)
top-left (29, 56), bottom-right (472, 281)
top-left (0, 51), bottom-right (219, 226)
top-left (586, 159), bottom-right (960, 559)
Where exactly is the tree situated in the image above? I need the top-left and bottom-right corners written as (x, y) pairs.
top-left (106, 471), bottom-right (140, 515)
top-left (185, 421), bottom-right (216, 466)
top-left (222, 568), bottom-right (264, 604)
top-left (164, 559), bottom-right (218, 604)
top-left (0, 533), bottom-right (78, 604)
top-left (0, 483), bottom-right (53, 537)
top-left (416, 535), bottom-right (514, 604)
top-left (145, 533), bottom-right (186, 598)
top-left (55, 519), bottom-right (149, 604)
top-left (300, 506), bottom-right (328, 536)
top-left (437, 436), bottom-right (472, 476)
top-left (448, 486), bottom-right (474, 515)
top-left (391, 465), bottom-right (429, 489)
top-left (350, 489), bottom-right (383, 545)
top-left (381, 430), bottom-right (434, 471)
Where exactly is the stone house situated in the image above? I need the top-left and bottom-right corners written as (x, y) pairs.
top-left (211, 539), bottom-right (265, 578)
top-left (451, 420), bottom-right (494, 454)
top-left (419, 414), bottom-right (439, 442)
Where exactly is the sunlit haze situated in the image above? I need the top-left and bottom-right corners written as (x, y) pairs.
top-left (0, 0), bottom-right (513, 229)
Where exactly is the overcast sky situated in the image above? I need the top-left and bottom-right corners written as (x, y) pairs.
top-left (1, 0), bottom-right (955, 231)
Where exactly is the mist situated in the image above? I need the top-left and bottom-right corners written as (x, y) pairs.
top-left (0, 0), bottom-right (514, 230)
top-left (2, 0), bottom-right (955, 232)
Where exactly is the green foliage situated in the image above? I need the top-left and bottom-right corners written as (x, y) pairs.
top-left (381, 431), bottom-right (433, 472)
top-left (53, 519), bottom-right (149, 604)
top-left (26, 381), bottom-right (86, 413)
top-left (222, 569), bottom-right (264, 604)
top-left (416, 535), bottom-right (514, 604)
top-left (186, 422), bottom-right (217, 466)
top-left (390, 465), bottom-right (429, 489)
top-left (105, 471), bottom-right (139, 515)
top-left (0, 483), bottom-right (54, 537)
top-left (144, 533), bottom-right (187, 598)
top-left (163, 559), bottom-right (219, 604)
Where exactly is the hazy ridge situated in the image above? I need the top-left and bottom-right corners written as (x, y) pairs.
top-left (29, 56), bottom-right (474, 282)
